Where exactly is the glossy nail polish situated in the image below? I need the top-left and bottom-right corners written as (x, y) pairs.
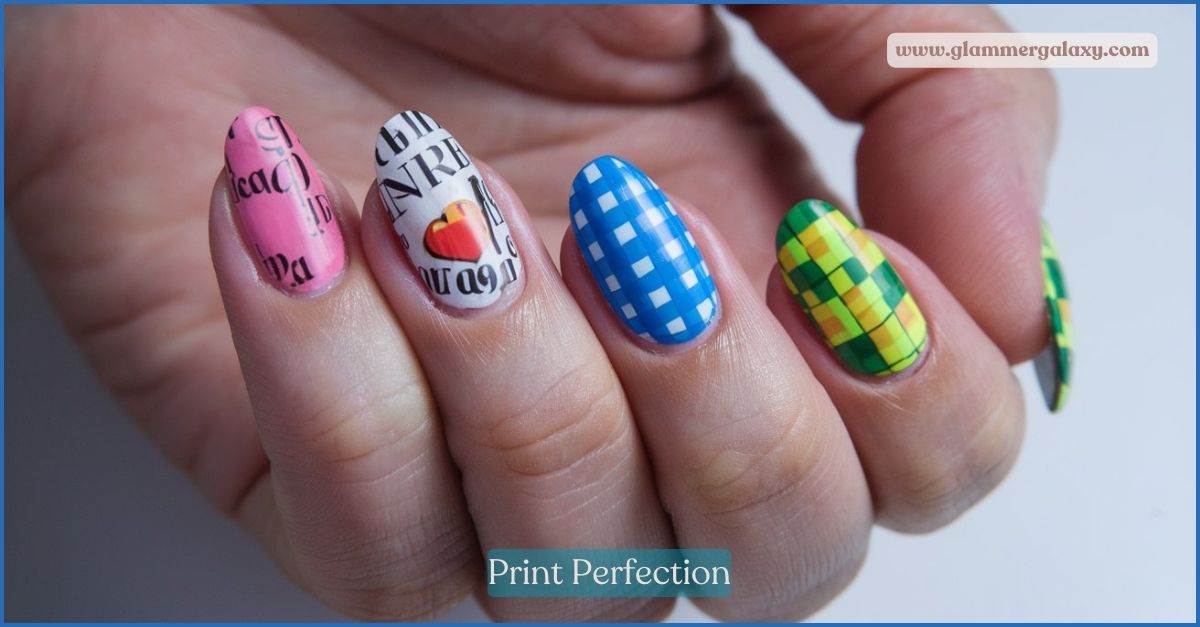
top-left (224, 106), bottom-right (345, 295)
top-left (374, 111), bottom-right (521, 310)
top-left (1033, 222), bottom-right (1073, 412)
top-left (570, 156), bottom-right (719, 344)
top-left (776, 200), bottom-right (927, 376)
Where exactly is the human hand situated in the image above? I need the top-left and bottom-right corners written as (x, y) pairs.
top-left (5, 5), bottom-right (1058, 620)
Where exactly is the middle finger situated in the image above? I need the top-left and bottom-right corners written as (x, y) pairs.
top-left (361, 112), bottom-right (675, 621)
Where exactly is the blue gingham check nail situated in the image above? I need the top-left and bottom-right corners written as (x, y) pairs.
top-left (570, 156), bottom-right (719, 344)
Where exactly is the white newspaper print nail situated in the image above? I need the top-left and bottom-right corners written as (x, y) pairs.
top-left (374, 111), bottom-right (522, 309)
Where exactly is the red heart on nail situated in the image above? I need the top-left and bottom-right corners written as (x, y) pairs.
top-left (424, 199), bottom-right (488, 263)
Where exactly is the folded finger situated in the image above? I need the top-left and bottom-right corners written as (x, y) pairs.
top-left (735, 5), bottom-right (1059, 370)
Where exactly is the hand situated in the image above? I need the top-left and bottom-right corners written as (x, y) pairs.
top-left (5, 5), bottom-right (1056, 621)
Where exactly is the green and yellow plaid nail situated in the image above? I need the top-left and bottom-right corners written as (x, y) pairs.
top-left (776, 200), bottom-right (927, 376)
top-left (1033, 222), bottom-right (1073, 412)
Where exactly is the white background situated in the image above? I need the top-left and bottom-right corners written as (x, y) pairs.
top-left (5, 4), bottom-right (1195, 622)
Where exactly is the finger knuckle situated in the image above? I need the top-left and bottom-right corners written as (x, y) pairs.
top-left (882, 386), bottom-right (1026, 532)
top-left (574, 6), bottom-right (709, 61)
top-left (289, 374), bottom-right (434, 485)
top-left (305, 508), bottom-right (480, 620)
top-left (484, 367), bottom-right (630, 483)
top-left (682, 405), bottom-right (869, 622)
top-left (317, 554), bottom-right (478, 621)
top-left (686, 407), bottom-right (823, 526)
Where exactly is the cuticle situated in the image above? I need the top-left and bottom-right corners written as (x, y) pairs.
top-left (852, 330), bottom-right (932, 383)
top-left (627, 289), bottom-right (723, 357)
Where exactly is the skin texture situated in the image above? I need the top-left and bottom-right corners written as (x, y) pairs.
top-left (5, 5), bottom-right (1056, 621)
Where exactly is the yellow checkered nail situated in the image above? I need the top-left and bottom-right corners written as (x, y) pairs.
top-left (1033, 221), bottom-right (1073, 412)
top-left (775, 200), bottom-right (927, 376)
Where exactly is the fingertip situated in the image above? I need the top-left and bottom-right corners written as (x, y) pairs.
top-left (854, 56), bottom-right (1060, 364)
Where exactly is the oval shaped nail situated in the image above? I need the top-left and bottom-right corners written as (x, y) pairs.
top-left (224, 106), bottom-right (345, 295)
top-left (776, 199), bottom-right (927, 376)
top-left (374, 110), bottom-right (522, 310)
top-left (1033, 221), bottom-right (1073, 412)
top-left (569, 156), bottom-right (719, 345)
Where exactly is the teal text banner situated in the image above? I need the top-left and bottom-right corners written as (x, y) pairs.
top-left (486, 548), bottom-right (731, 598)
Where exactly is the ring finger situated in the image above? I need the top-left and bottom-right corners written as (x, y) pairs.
top-left (560, 156), bottom-right (874, 621)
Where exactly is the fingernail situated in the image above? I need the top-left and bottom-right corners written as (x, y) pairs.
top-left (1033, 221), bottom-right (1073, 412)
top-left (569, 156), bottom-right (719, 345)
top-left (374, 111), bottom-right (522, 310)
top-left (776, 200), bottom-right (927, 376)
top-left (224, 106), bottom-right (345, 295)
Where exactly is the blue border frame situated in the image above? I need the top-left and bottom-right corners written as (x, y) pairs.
top-left (0, 2), bottom-right (1195, 625)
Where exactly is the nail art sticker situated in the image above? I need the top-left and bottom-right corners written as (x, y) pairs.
top-left (570, 156), bottom-right (719, 345)
top-left (1033, 222), bottom-right (1073, 412)
top-left (374, 111), bottom-right (521, 309)
top-left (424, 199), bottom-right (488, 262)
top-left (776, 200), bottom-right (927, 376)
top-left (225, 106), bottom-right (345, 295)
